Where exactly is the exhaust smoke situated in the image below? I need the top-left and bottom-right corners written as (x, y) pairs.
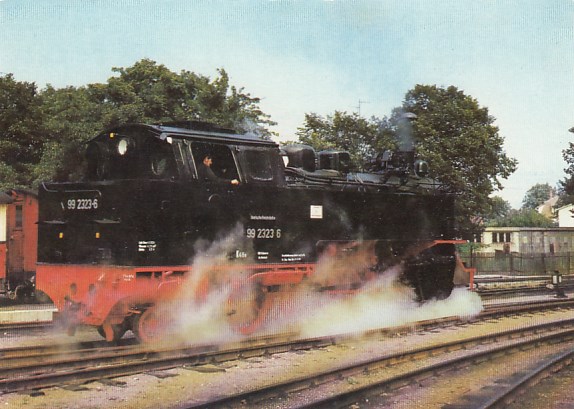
top-left (142, 230), bottom-right (482, 345)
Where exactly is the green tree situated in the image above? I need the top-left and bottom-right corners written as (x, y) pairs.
top-left (484, 196), bottom-right (513, 226)
top-left (394, 85), bottom-right (517, 237)
top-left (521, 183), bottom-right (555, 210)
top-left (557, 127), bottom-right (574, 206)
top-left (0, 74), bottom-right (44, 189)
top-left (100, 59), bottom-right (276, 136)
top-left (32, 85), bottom-right (105, 184)
top-left (296, 111), bottom-right (396, 169)
top-left (488, 208), bottom-right (556, 228)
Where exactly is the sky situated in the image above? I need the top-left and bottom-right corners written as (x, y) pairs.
top-left (1, 0), bottom-right (573, 208)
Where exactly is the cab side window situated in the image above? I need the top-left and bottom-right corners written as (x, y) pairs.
top-left (146, 138), bottom-right (177, 179)
top-left (85, 130), bottom-right (178, 180)
top-left (244, 150), bottom-right (273, 182)
top-left (190, 142), bottom-right (239, 181)
top-left (86, 131), bottom-right (140, 180)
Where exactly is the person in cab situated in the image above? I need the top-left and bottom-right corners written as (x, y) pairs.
top-left (198, 154), bottom-right (240, 186)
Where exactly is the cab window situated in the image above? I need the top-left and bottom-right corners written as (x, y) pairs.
top-left (244, 150), bottom-right (274, 182)
top-left (146, 137), bottom-right (177, 179)
top-left (86, 130), bottom-right (178, 180)
top-left (189, 142), bottom-right (239, 181)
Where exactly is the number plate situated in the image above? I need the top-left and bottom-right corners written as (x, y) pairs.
top-left (62, 193), bottom-right (100, 211)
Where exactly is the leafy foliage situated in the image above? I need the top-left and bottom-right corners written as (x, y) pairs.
top-left (521, 183), bottom-right (555, 210)
top-left (0, 74), bottom-right (44, 187)
top-left (99, 60), bottom-right (275, 133)
top-left (0, 60), bottom-right (276, 190)
top-left (558, 132), bottom-right (574, 207)
top-left (487, 208), bottom-right (556, 228)
top-left (484, 196), bottom-right (513, 226)
top-left (296, 111), bottom-right (396, 169)
top-left (485, 194), bottom-right (556, 227)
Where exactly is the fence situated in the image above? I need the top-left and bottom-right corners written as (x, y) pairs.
top-left (460, 252), bottom-right (574, 276)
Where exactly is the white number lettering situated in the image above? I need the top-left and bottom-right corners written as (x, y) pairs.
top-left (247, 228), bottom-right (282, 240)
top-left (65, 197), bottom-right (99, 211)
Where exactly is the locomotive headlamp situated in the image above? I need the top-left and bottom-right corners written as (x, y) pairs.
top-left (117, 138), bottom-right (130, 156)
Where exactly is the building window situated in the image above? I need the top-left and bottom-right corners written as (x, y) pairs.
top-left (15, 205), bottom-right (23, 229)
top-left (492, 231), bottom-right (511, 243)
top-left (0, 206), bottom-right (6, 242)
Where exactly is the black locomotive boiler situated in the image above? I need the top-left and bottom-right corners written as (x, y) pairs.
top-left (36, 122), bottom-right (470, 342)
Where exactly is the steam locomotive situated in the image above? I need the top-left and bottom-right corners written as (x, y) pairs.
top-left (36, 121), bottom-right (471, 342)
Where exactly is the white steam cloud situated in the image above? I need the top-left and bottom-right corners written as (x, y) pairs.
top-left (145, 230), bottom-right (482, 346)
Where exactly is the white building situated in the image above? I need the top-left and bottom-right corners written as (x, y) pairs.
top-left (481, 226), bottom-right (574, 254)
top-left (557, 204), bottom-right (574, 227)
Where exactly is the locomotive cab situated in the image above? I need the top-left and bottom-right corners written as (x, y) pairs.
top-left (39, 123), bottom-right (289, 267)
top-left (85, 123), bottom-right (285, 187)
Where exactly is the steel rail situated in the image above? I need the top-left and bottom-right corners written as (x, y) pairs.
top-left (0, 322), bottom-right (53, 331)
top-left (477, 347), bottom-right (574, 409)
top-left (296, 327), bottom-right (574, 409)
top-left (0, 334), bottom-right (334, 394)
top-left (185, 322), bottom-right (574, 409)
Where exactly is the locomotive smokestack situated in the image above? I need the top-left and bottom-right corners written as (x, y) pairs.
top-left (397, 112), bottom-right (417, 152)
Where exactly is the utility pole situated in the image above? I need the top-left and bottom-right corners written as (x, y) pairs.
top-left (356, 99), bottom-right (369, 116)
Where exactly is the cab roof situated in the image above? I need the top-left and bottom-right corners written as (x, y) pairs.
top-left (92, 122), bottom-right (278, 148)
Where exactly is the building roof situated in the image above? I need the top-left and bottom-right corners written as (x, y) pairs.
top-left (0, 192), bottom-right (14, 204)
top-left (485, 226), bottom-right (574, 232)
top-left (556, 203), bottom-right (574, 212)
top-left (537, 195), bottom-right (559, 218)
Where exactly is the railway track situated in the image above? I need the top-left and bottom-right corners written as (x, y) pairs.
top-left (187, 316), bottom-right (574, 408)
top-left (478, 348), bottom-right (574, 409)
top-left (1, 297), bottom-right (574, 400)
top-left (0, 321), bottom-right (53, 330)
top-left (478, 284), bottom-right (574, 299)
top-left (0, 331), bottom-right (329, 395)
top-left (474, 274), bottom-right (574, 300)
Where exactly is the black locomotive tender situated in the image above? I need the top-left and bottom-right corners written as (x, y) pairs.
top-left (37, 121), bottom-right (468, 340)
